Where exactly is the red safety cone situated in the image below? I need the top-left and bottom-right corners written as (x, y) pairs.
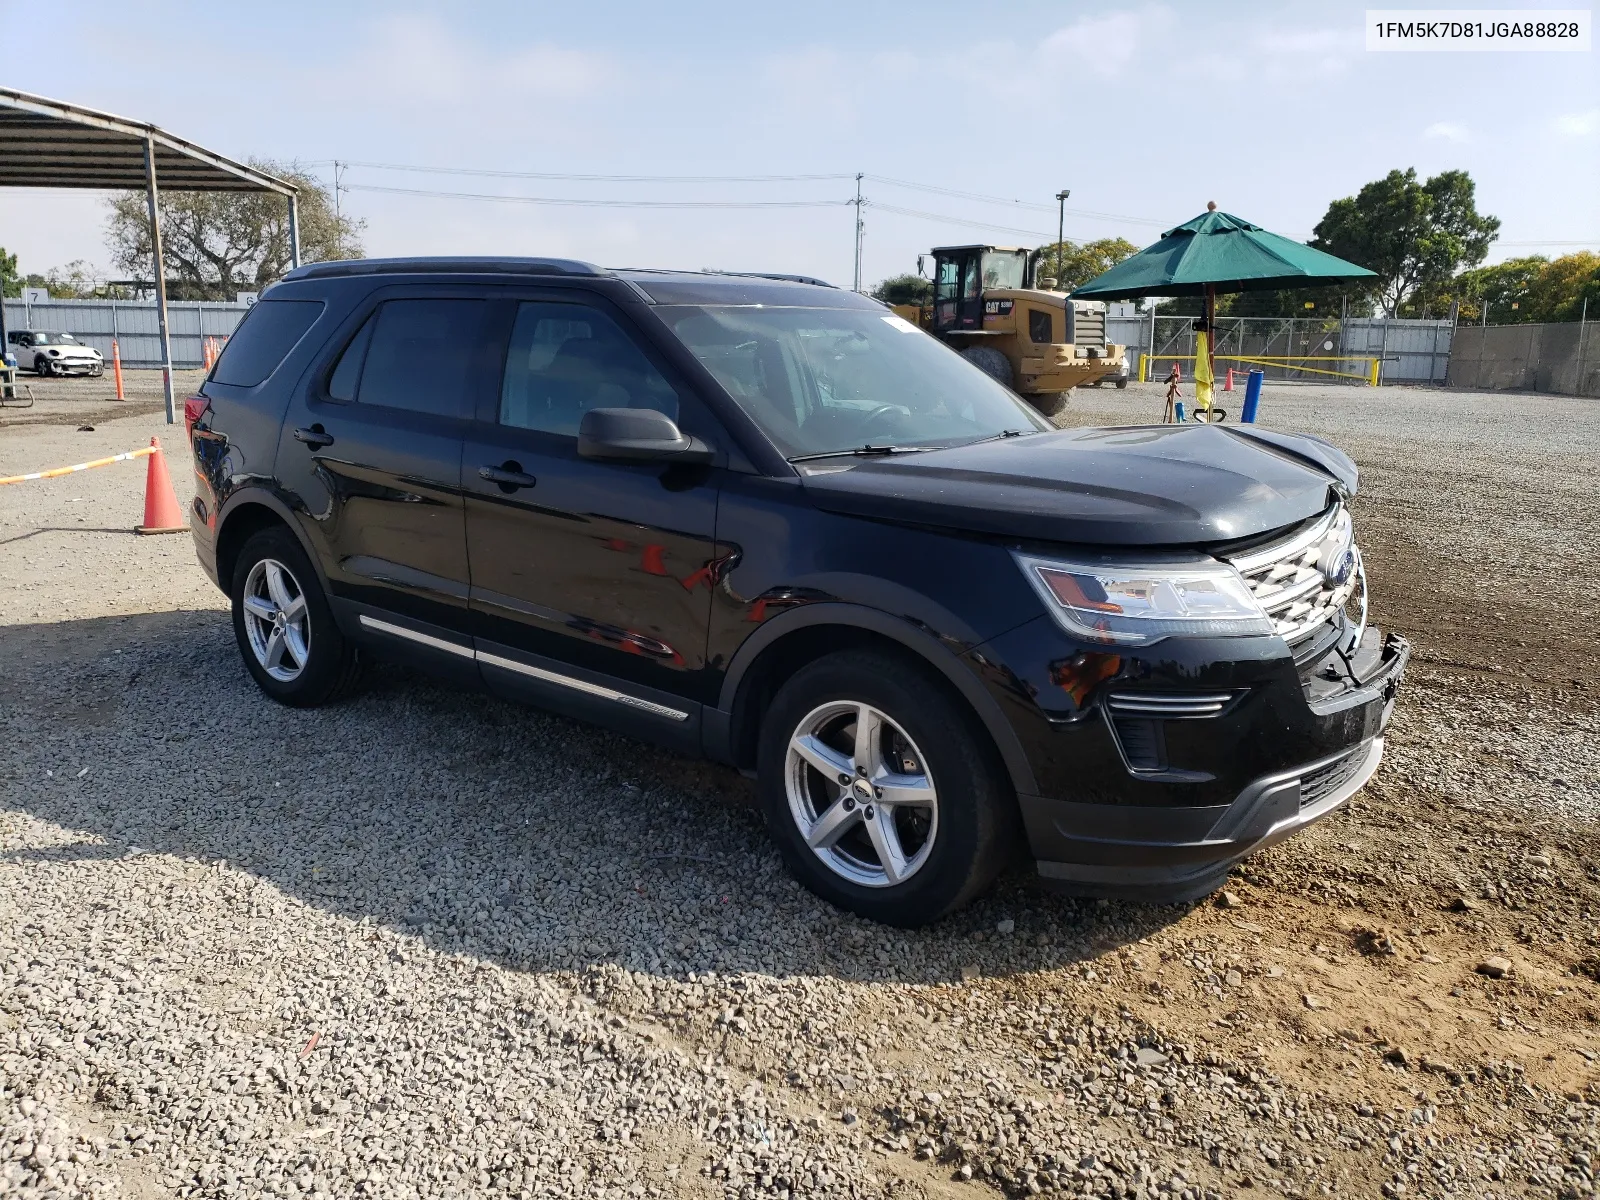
top-left (136, 437), bottom-right (187, 535)
top-left (1223, 368), bottom-right (1235, 392)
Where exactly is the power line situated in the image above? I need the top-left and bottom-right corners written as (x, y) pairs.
top-left (865, 201), bottom-right (1063, 242)
top-left (342, 160), bottom-right (853, 185)
top-left (343, 183), bottom-right (852, 210)
top-left (865, 174), bottom-right (1166, 226)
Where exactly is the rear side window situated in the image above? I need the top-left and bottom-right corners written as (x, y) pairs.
top-left (341, 299), bottom-right (485, 417)
top-left (211, 300), bottom-right (324, 387)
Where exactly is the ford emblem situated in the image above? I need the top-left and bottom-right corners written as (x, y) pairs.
top-left (1323, 546), bottom-right (1358, 587)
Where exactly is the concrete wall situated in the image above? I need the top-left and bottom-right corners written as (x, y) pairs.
top-left (1447, 322), bottom-right (1600, 398)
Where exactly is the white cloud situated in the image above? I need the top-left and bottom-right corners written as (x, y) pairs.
top-left (1553, 109), bottom-right (1600, 137)
top-left (1424, 121), bottom-right (1469, 143)
top-left (1245, 27), bottom-right (1356, 79)
top-left (1037, 9), bottom-right (1172, 79)
top-left (331, 16), bottom-right (620, 109)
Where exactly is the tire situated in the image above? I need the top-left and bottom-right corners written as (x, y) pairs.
top-left (960, 345), bottom-right (1013, 388)
top-left (757, 650), bottom-right (1016, 927)
top-left (229, 525), bottom-right (362, 707)
top-left (1115, 377), bottom-right (1129, 390)
top-left (90, 364), bottom-right (104, 378)
top-left (38, 360), bottom-right (54, 377)
top-left (1027, 390), bottom-right (1072, 418)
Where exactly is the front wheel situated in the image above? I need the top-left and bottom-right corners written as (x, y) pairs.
top-left (230, 526), bottom-right (362, 707)
top-left (1027, 390), bottom-right (1071, 418)
top-left (757, 651), bottom-right (1015, 926)
top-left (960, 345), bottom-right (1013, 388)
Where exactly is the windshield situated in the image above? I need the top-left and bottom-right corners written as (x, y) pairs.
top-left (33, 332), bottom-right (80, 346)
top-left (661, 305), bottom-right (1049, 459)
top-left (981, 251), bottom-right (1026, 291)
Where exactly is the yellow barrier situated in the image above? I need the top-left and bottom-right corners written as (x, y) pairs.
top-left (0, 445), bottom-right (156, 486)
top-left (1138, 353), bottom-right (1378, 386)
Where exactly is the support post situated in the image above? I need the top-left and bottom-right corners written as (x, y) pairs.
top-left (851, 174), bottom-right (863, 293)
top-left (288, 192), bottom-right (301, 270)
top-left (1576, 296), bottom-right (1589, 397)
top-left (144, 137), bottom-right (176, 425)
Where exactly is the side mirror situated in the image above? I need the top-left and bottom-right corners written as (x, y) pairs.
top-left (577, 407), bottom-right (714, 464)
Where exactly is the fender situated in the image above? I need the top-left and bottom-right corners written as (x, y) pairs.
top-left (214, 486), bottom-right (342, 622)
top-left (709, 601), bottom-right (1038, 796)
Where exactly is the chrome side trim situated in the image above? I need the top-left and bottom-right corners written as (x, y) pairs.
top-left (477, 651), bottom-right (690, 722)
top-left (359, 614), bottom-right (474, 658)
top-left (357, 614), bottom-right (689, 722)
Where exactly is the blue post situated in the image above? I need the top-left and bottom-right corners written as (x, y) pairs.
top-left (1242, 370), bottom-right (1264, 422)
top-left (1175, 401), bottom-right (1186, 423)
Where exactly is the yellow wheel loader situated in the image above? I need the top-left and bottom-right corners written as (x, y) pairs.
top-left (890, 245), bottom-right (1126, 417)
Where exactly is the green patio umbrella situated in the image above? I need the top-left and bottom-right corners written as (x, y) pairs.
top-left (1069, 205), bottom-right (1378, 302)
top-left (1070, 204), bottom-right (1378, 411)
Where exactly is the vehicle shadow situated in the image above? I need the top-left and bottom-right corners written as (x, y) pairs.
top-left (0, 609), bottom-right (1193, 987)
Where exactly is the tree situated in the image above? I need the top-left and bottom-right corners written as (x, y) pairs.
top-left (871, 273), bottom-right (932, 307)
top-left (105, 162), bottom-right (363, 301)
top-left (1311, 168), bottom-right (1498, 316)
top-left (1452, 252), bottom-right (1600, 323)
top-left (1037, 237), bottom-right (1139, 292)
top-left (0, 246), bottom-right (18, 299)
top-left (23, 260), bottom-right (105, 300)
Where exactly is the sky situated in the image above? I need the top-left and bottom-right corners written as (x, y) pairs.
top-left (2, 0), bottom-right (1596, 289)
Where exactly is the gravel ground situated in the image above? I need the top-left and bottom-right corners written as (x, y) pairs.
top-left (2, 385), bottom-right (1597, 1200)
top-left (0, 370), bottom-right (207, 431)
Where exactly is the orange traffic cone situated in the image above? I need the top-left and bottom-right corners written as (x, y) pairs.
top-left (136, 437), bottom-right (187, 535)
top-left (1223, 368), bottom-right (1235, 392)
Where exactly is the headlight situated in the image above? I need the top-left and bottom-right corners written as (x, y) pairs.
top-left (47, 349), bottom-right (61, 357)
top-left (1015, 553), bottom-right (1273, 645)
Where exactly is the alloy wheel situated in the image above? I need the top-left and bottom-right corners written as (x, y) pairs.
top-left (241, 558), bottom-right (311, 682)
top-left (785, 701), bottom-right (939, 888)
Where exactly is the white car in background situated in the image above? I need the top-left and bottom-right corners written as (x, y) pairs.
top-left (8, 329), bottom-right (104, 377)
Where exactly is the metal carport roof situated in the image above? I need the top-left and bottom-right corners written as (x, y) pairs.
top-left (0, 88), bottom-right (301, 421)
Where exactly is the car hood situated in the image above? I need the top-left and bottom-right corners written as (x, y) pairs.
top-left (43, 345), bottom-right (99, 357)
top-left (797, 424), bottom-right (1357, 546)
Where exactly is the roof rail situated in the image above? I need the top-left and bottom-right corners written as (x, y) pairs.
top-left (282, 256), bottom-right (608, 282)
top-left (703, 270), bottom-right (838, 289)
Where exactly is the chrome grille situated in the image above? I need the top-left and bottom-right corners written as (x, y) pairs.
top-left (1299, 746), bottom-right (1366, 809)
top-left (1226, 505), bottom-right (1361, 647)
top-left (1105, 692), bottom-right (1235, 718)
top-left (1071, 305), bottom-right (1106, 350)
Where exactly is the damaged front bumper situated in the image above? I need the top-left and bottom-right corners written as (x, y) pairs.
top-left (1024, 628), bottom-right (1410, 902)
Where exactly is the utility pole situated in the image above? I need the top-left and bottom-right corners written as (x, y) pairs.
top-left (852, 173), bottom-right (865, 292)
top-left (1055, 190), bottom-right (1070, 284)
top-left (333, 160), bottom-right (345, 223)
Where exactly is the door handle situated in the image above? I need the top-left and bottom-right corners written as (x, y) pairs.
top-left (478, 461), bottom-right (538, 492)
top-left (293, 424), bottom-right (335, 449)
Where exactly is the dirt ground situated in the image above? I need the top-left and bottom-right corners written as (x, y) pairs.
top-left (2, 379), bottom-right (1598, 1199)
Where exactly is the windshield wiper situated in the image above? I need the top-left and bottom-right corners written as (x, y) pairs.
top-left (788, 444), bottom-right (940, 463)
top-left (963, 427), bottom-right (1044, 447)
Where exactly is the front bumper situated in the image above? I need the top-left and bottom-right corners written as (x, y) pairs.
top-left (41, 358), bottom-right (102, 375)
top-left (1013, 628), bottom-right (1409, 902)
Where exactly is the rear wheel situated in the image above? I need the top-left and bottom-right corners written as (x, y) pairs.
top-left (757, 650), bottom-right (1015, 926)
top-left (230, 526), bottom-right (362, 707)
top-left (1115, 377), bottom-right (1129, 390)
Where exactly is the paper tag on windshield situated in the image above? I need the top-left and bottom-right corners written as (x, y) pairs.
top-left (881, 315), bottom-right (919, 333)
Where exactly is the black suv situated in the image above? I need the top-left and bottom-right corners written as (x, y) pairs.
top-left (188, 258), bottom-right (1408, 927)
